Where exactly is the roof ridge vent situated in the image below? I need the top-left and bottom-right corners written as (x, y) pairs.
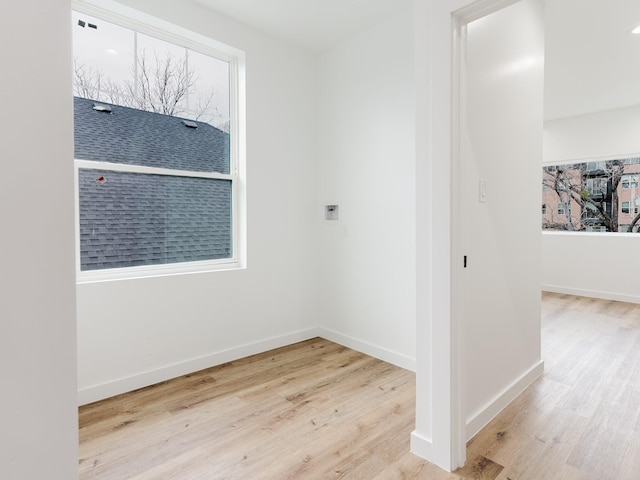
top-left (182, 119), bottom-right (198, 129)
top-left (93, 103), bottom-right (112, 113)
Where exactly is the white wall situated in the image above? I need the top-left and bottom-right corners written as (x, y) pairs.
top-left (412, 0), bottom-right (544, 471)
top-left (543, 105), bottom-right (640, 304)
top-left (545, 105), bottom-right (640, 163)
top-left (542, 232), bottom-right (640, 303)
top-left (0, 1), bottom-right (78, 478)
top-left (316, 8), bottom-right (416, 370)
top-left (78, 0), bottom-right (321, 404)
top-left (460, 0), bottom-right (544, 439)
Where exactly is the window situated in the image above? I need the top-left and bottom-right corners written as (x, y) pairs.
top-left (581, 202), bottom-right (600, 221)
top-left (584, 177), bottom-right (607, 196)
top-left (542, 157), bottom-right (640, 233)
top-left (541, 204), bottom-right (547, 214)
top-left (586, 161), bottom-right (606, 172)
top-left (585, 226), bottom-right (606, 233)
top-left (73, 4), bottom-right (244, 279)
top-left (622, 202), bottom-right (638, 215)
top-left (622, 175), bottom-right (639, 189)
top-left (558, 203), bottom-right (570, 215)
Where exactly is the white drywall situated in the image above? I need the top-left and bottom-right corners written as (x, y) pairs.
top-left (77, 0), bottom-right (321, 404)
top-left (543, 106), bottom-right (640, 304)
top-left (316, 8), bottom-right (416, 370)
top-left (0, 1), bottom-right (78, 478)
top-left (542, 232), bottom-right (640, 303)
top-left (461, 0), bottom-right (544, 441)
top-left (545, 105), bottom-right (640, 163)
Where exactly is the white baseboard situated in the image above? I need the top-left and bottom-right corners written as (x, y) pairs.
top-left (78, 327), bottom-right (416, 405)
top-left (410, 430), bottom-right (434, 463)
top-left (542, 284), bottom-right (640, 305)
top-left (78, 328), bottom-right (322, 405)
top-left (465, 360), bottom-right (544, 440)
top-left (316, 327), bottom-right (416, 371)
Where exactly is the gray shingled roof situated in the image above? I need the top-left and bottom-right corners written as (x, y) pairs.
top-left (74, 96), bottom-right (230, 173)
top-left (74, 97), bottom-right (232, 271)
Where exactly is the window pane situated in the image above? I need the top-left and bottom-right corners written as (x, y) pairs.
top-left (74, 97), bottom-right (230, 173)
top-left (188, 49), bottom-right (231, 133)
top-left (542, 158), bottom-right (640, 233)
top-left (72, 12), bottom-right (135, 100)
top-left (622, 175), bottom-right (639, 188)
top-left (72, 13), bottom-right (231, 174)
top-left (79, 169), bottom-right (232, 271)
top-left (135, 33), bottom-right (188, 115)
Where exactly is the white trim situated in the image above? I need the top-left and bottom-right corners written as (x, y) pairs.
top-left (78, 328), bottom-right (323, 405)
top-left (76, 160), bottom-right (233, 181)
top-left (542, 285), bottom-right (640, 305)
top-left (77, 259), bottom-right (243, 284)
top-left (410, 431), bottom-right (434, 461)
top-left (465, 360), bottom-right (544, 440)
top-left (454, 0), bottom-right (521, 25)
top-left (72, 0), bottom-right (243, 61)
top-left (317, 328), bottom-right (416, 372)
top-left (542, 151), bottom-right (640, 168)
top-left (78, 328), bottom-right (416, 406)
top-left (449, 10), bottom-right (467, 470)
top-left (542, 230), bottom-right (640, 238)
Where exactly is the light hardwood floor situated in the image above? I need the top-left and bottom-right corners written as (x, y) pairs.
top-left (79, 293), bottom-right (640, 479)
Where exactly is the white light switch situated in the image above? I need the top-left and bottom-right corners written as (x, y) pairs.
top-left (479, 179), bottom-right (487, 202)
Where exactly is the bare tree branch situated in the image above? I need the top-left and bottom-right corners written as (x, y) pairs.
top-left (542, 160), bottom-right (629, 232)
top-left (73, 49), bottom-right (223, 128)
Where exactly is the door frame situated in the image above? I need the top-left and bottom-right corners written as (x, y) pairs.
top-left (412, 0), bottom-right (523, 471)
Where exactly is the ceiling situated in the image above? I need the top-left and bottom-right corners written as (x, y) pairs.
top-left (545, 0), bottom-right (640, 120)
top-left (192, 0), bottom-right (412, 53)
top-left (193, 0), bottom-right (640, 121)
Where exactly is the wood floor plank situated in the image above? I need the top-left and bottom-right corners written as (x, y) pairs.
top-left (79, 294), bottom-right (640, 479)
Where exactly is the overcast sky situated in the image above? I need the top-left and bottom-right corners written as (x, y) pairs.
top-left (72, 11), bottom-right (230, 126)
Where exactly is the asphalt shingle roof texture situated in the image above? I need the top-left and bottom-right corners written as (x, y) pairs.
top-left (74, 97), bottom-right (232, 271)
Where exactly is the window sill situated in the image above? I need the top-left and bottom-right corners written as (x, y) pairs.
top-left (76, 259), bottom-right (244, 284)
top-left (542, 230), bottom-right (640, 238)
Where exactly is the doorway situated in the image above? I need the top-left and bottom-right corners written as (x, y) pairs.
top-left (412, 0), bottom-right (545, 471)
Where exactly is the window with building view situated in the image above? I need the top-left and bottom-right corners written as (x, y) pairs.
top-left (542, 157), bottom-right (640, 233)
top-left (622, 175), bottom-right (639, 189)
top-left (72, 8), bottom-right (240, 275)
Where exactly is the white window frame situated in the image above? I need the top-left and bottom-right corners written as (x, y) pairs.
top-left (73, 0), bottom-right (246, 283)
top-left (622, 202), bottom-right (630, 214)
top-left (622, 175), bottom-right (639, 189)
top-left (621, 201), bottom-right (638, 215)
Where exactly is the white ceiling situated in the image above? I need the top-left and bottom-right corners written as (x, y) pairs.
top-left (544, 0), bottom-right (640, 120)
top-left (192, 0), bottom-right (412, 53)
top-left (193, 0), bottom-right (640, 121)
